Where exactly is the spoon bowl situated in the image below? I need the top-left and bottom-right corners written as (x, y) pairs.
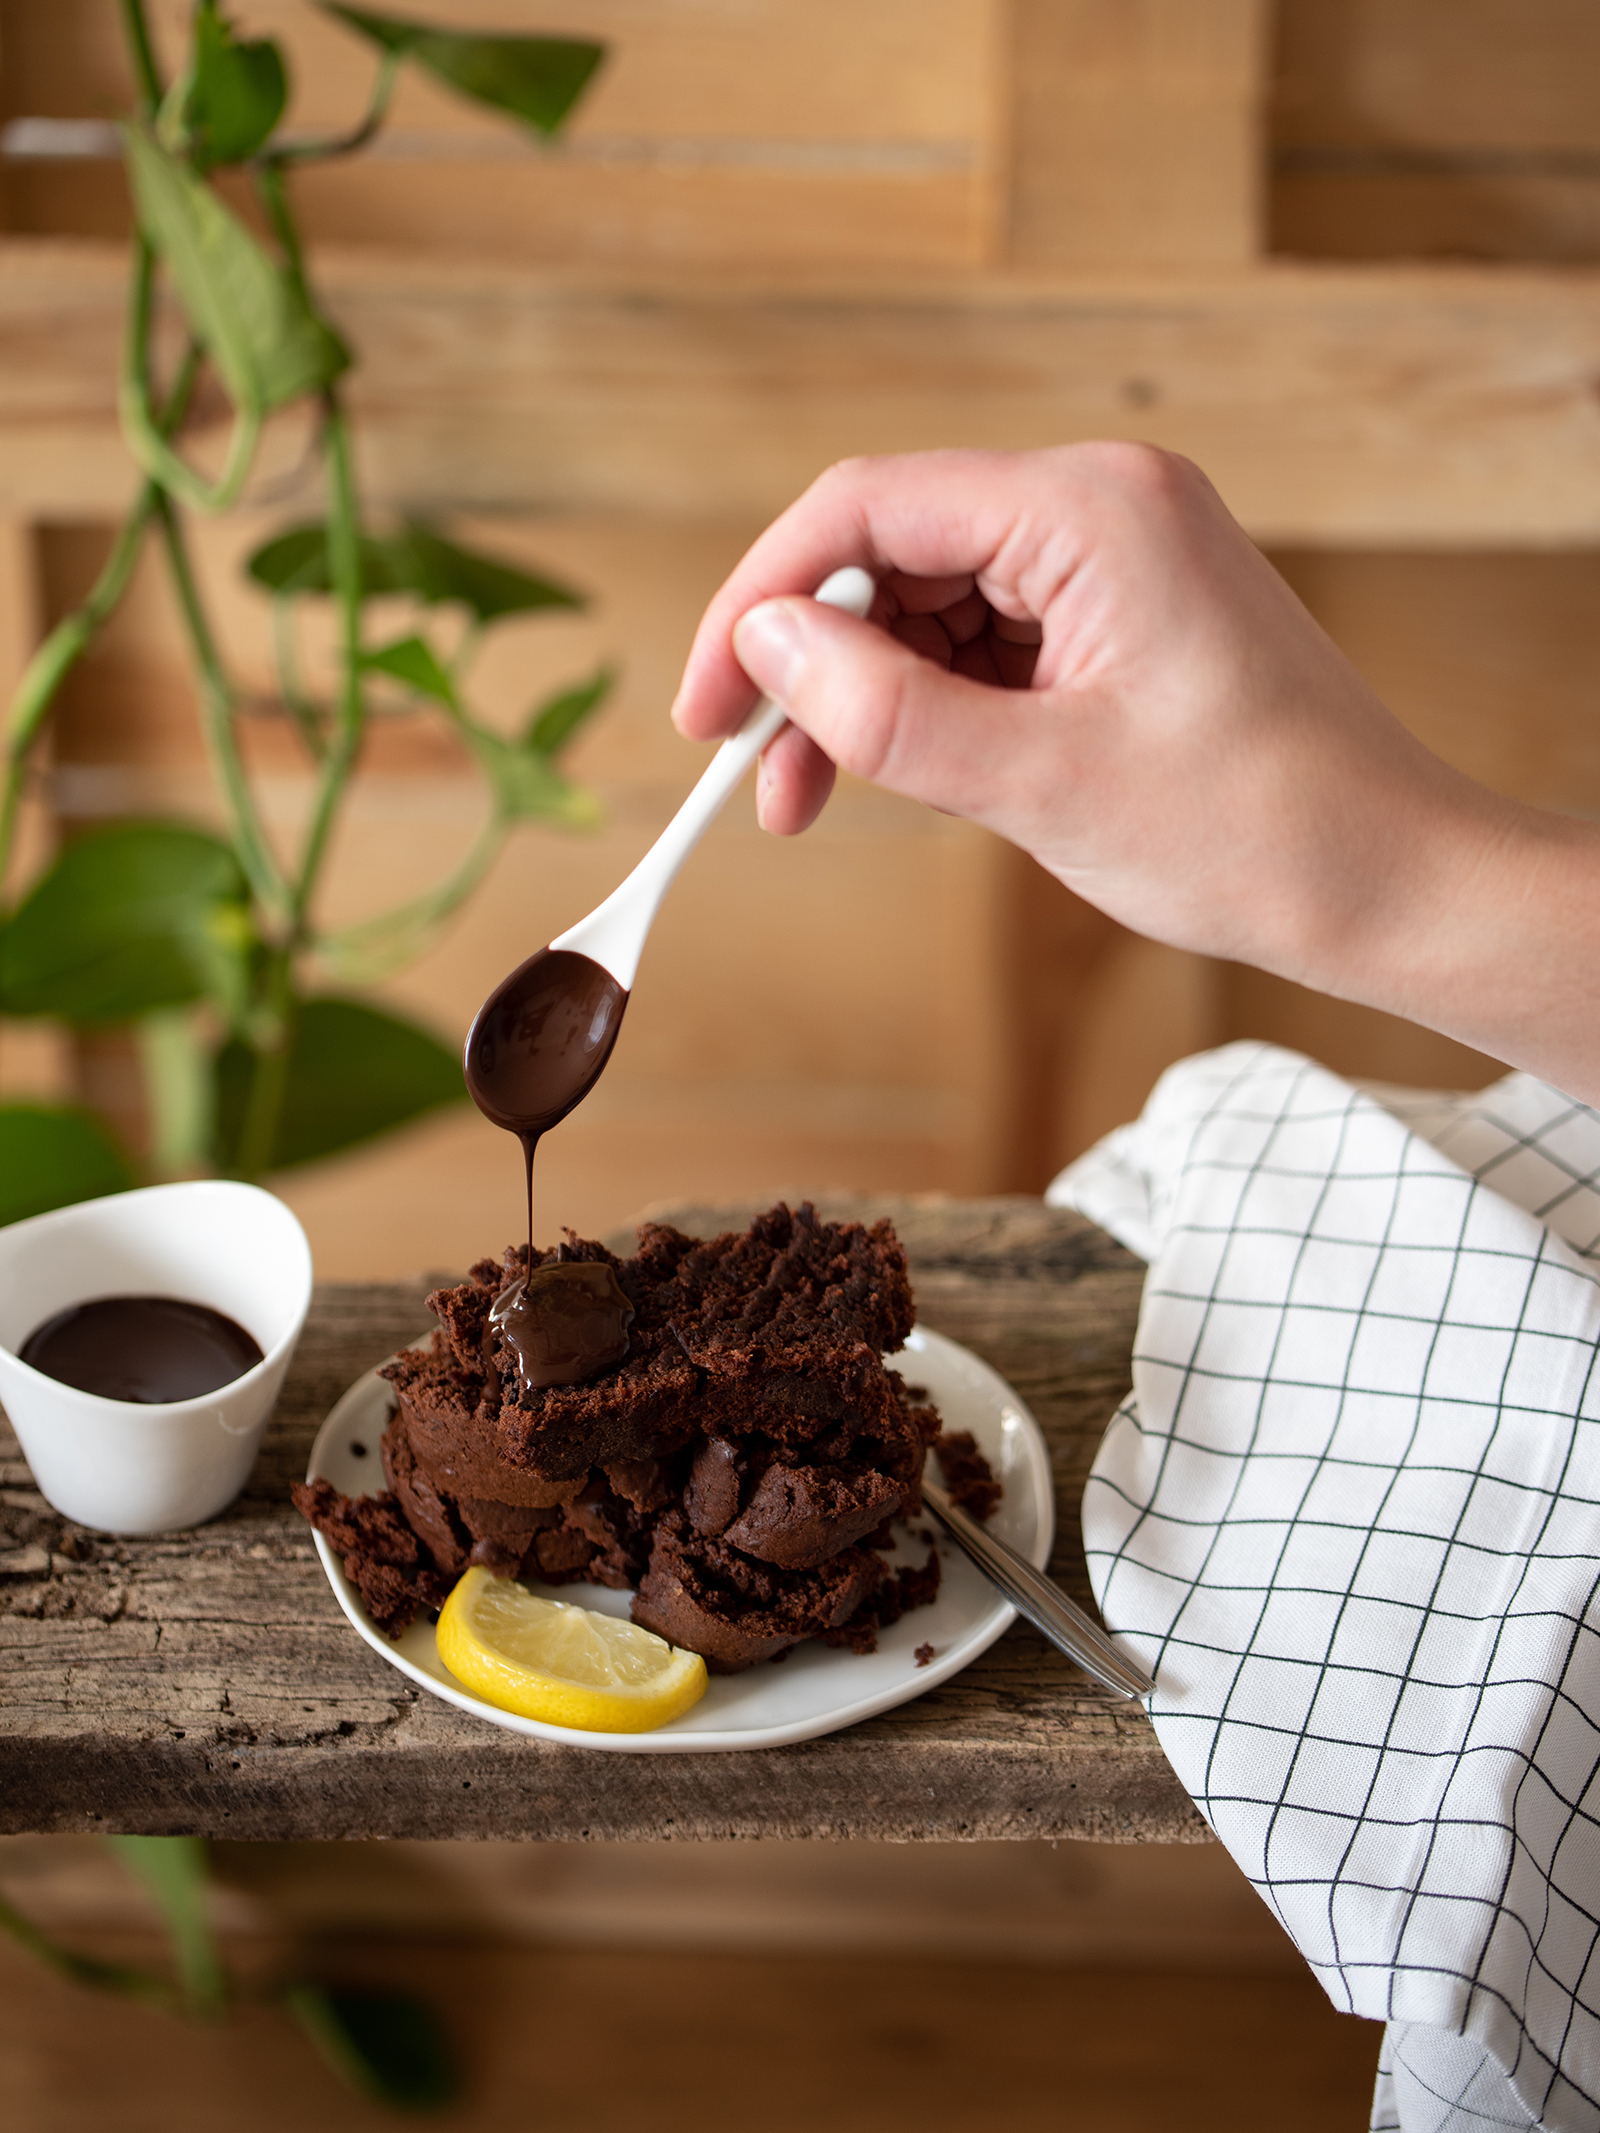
top-left (464, 946), bottom-right (628, 1141)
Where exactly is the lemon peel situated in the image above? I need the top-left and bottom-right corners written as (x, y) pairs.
top-left (436, 1566), bottom-right (708, 1733)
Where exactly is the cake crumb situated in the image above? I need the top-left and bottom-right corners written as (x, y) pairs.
top-left (824, 1547), bottom-right (942, 1655)
top-left (290, 1478), bottom-right (449, 1638)
top-left (914, 1642), bottom-right (935, 1667)
top-left (933, 1429), bottom-right (1002, 1522)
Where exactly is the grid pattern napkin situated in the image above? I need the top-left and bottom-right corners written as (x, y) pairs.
top-left (1048, 1044), bottom-right (1600, 2133)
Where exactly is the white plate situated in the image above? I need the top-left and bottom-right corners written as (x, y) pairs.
top-left (306, 1324), bottom-right (1054, 1753)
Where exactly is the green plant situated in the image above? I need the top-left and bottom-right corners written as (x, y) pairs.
top-left (2, 1836), bottom-right (458, 2109)
top-left (0, 1), bottom-right (613, 1222)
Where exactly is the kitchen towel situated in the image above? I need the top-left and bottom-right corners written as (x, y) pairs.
top-left (1049, 1044), bottom-right (1600, 2133)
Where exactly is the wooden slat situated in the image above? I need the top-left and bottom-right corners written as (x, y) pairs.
top-left (1271, 0), bottom-right (1600, 262)
top-left (1008, 0), bottom-right (1269, 267)
top-left (7, 242), bottom-right (1600, 542)
top-left (0, 1939), bottom-right (1381, 2133)
top-left (1274, 0), bottom-right (1600, 156)
top-left (4, 0), bottom-right (1005, 270)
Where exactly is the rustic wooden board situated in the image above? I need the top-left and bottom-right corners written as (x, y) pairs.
top-left (0, 1195), bottom-right (1205, 1843)
top-left (8, 241), bottom-right (1600, 542)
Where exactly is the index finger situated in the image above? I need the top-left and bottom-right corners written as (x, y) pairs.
top-left (669, 447), bottom-right (1071, 740)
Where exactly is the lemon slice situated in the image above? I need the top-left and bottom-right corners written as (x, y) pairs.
top-left (435, 1567), bottom-right (708, 1733)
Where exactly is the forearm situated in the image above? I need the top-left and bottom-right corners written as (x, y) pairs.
top-left (1320, 790), bottom-right (1600, 1105)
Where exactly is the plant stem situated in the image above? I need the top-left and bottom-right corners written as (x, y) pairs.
top-left (317, 812), bottom-right (510, 983)
top-left (120, 242), bottom-right (261, 515)
top-left (292, 398), bottom-right (365, 930)
top-left (138, 1010), bottom-right (214, 1178)
top-left (0, 505), bottom-right (150, 899)
top-left (120, 0), bottom-right (164, 116)
top-left (0, 1888), bottom-right (177, 2013)
top-left (0, 342), bottom-right (202, 900)
top-left (232, 394), bottom-right (364, 1177)
top-left (105, 1835), bottom-right (227, 2022)
top-left (230, 946), bottom-right (296, 1181)
top-left (270, 598), bottom-right (327, 762)
top-left (264, 49), bottom-right (400, 168)
top-left (254, 160), bottom-right (310, 305)
top-left (152, 493), bottom-right (289, 924)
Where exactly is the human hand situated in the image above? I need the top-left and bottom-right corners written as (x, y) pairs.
top-left (671, 445), bottom-right (1544, 1032)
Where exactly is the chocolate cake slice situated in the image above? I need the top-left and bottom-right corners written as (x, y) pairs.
top-left (296, 1202), bottom-right (999, 1671)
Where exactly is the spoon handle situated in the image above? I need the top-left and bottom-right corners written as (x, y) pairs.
top-left (551, 566), bottom-right (875, 988)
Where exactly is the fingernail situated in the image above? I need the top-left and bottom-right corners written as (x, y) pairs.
top-left (733, 600), bottom-right (807, 700)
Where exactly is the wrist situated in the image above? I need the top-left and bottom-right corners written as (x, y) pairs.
top-left (1315, 778), bottom-right (1600, 1101)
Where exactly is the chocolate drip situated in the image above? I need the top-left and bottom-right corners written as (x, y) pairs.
top-left (463, 944), bottom-right (631, 1394)
top-left (490, 1261), bottom-right (634, 1390)
top-left (18, 1295), bottom-right (263, 1404)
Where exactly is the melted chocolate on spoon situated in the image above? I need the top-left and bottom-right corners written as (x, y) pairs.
top-left (463, 946), bottom-right (633, 1392)
top-left (19, 1295), bottom-right (264, 1403)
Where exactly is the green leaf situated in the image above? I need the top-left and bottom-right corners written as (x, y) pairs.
top-left (189, 6), bottom-right (288, 166)
top-left (0, 1106), bottom-right (135, 1227)
top-left (468, 729), bottom-right (601, 827)
top-left (391, 525), bottom-right (583, 624)
top-left (245, 523), bottom-right (408, 600)
top-left (323, 6), bottom-right (604, 137)
top-left (105, 1837), bottom-right (226, 2019)
top-left (245, 522), bottom-right (581, 624)
top-left (213, 996), bottom-right (464, 1172)
top-left (120, 125), bottom-right (349, 413)
top-left (358, 635), bottom-right (458, 709)
top-left (0, 823), bottom-right (252, 1026)
top-left (286, 1985), bottom-right (458, 2110)
top-left (524, 664), bottom-right (614, 755)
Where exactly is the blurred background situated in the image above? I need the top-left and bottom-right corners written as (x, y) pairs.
top-left (7, 0), bottom-right (1598, 1277)
top-left (3, 1), bottom-right (1599, 2126)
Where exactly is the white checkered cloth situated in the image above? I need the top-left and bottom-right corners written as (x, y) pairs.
top-left (1047, 1044), bottom-right (1600, 2133)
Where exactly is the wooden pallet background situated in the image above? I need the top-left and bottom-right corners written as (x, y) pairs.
top-left (2, 1), bottom-right (1598, 1275)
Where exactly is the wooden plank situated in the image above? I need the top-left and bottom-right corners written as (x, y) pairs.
top-left (0, 1196), bottom-right (1202, 1844)
top-left (0, 1938), bottom-right (1381, 2133)
top-left (9, 0), bottom-right (997, 147)
top-left (1273, 0), bottom-right (1600, 156)
top-left (1, 1823), bottom-right (1299, 1968)
top-left (6, 242), bottom-right (1600, 542)
top-left (1009, 0), bottom-right (1269, 267)
top-left (1271, 0), bottom-right (1600, 262)
top-left (4, 0), bottom-right (1002, 270)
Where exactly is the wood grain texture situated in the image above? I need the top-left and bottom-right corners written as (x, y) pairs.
top-left (0, 1196), bottom-right (1203, 1843)
top-left (0, 1935), bottom-right (1382, 2133)
top-left (7, 242), bottom-right (1600, 541)
top-left (1008, 0), bottom-right (1268, 267)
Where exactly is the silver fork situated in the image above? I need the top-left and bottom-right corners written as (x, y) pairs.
top-left (922, 1479), bottom-right (1155, 1701)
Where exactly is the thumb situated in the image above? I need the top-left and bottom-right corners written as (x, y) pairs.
top-left (732, 596), bottom-right (1034, 822)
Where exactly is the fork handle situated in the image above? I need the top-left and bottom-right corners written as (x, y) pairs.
top-left (921, 1480), bottom-right (1154, 1701)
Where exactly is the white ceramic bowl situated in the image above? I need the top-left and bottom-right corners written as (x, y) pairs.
top-left (0, 1181), bottom-right (313, 1533)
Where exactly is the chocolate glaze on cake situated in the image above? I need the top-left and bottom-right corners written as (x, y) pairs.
top-left (294, 1202), bottom-right (1000, 1670)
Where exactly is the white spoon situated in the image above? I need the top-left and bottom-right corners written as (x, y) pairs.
top-left (549, 562), bottom-right (874, 988)
top-left (463, 565), bottom-right (876, 1160)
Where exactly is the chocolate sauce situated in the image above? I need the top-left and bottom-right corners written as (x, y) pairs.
top-left (489, 1260), bottom-right (635, 1389)
top-left (463, 945), bottom-right (632, 1393)
top-left (19, 1295), bottom-right (264, 1404)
